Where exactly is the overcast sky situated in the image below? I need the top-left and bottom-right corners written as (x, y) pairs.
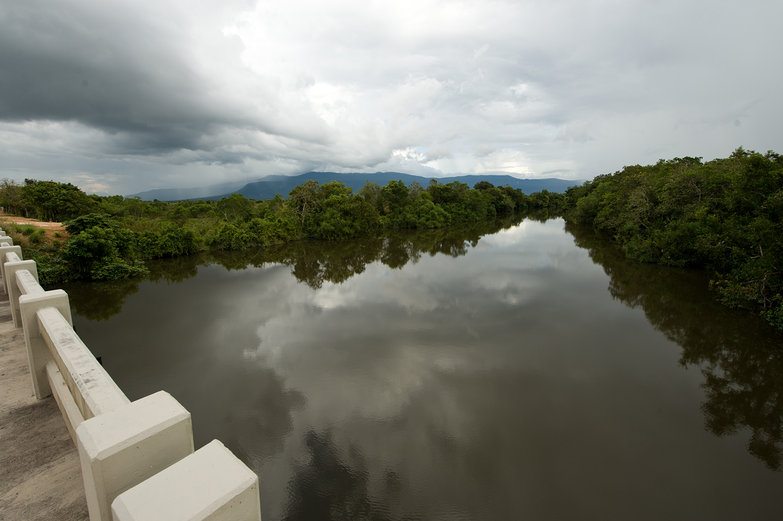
top-left (1, 0), bottom-right (781, 195)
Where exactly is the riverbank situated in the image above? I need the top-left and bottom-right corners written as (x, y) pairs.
top-left (0, 295), bottom-right (88, 520)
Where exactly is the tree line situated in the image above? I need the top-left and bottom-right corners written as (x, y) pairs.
top-left (0, 177), bottom-right (563, 284)
top-left (562, 148), bottom-right (783, 331)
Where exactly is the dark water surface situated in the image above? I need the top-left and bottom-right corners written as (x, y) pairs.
top-left (66, 219), bottom-right (783, 521)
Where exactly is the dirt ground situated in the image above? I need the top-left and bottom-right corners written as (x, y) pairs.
top-left (0, 215), bottom-right (66, 240)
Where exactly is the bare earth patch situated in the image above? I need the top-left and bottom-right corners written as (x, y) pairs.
top-left (0, 215), bottom-right (66, 239)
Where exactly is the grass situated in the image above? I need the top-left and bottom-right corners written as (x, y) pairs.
top-left (13, 224), bottom-right (38, 236)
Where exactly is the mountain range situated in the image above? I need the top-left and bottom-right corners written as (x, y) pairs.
top-left (129, 172), bottom-right (581, 201)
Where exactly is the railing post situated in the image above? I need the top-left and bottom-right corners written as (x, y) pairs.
top-left (0, 244), bottom-right (22, 291)
top-left (4, 259), bottom-right (38, 327)
top-left (111, 440), bottom-right (262, 521)
top-left (19, 290), bottom-right (73, 399)
top-left (75, 391), bottom-right (195, 521)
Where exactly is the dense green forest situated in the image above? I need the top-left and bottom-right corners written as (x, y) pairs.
top-left (0, 177), bottom-right (562, 285)
top-left (562, 148), bottom-right (783, 330)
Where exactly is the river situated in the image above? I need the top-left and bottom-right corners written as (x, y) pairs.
top-left (65, 218), bottom-right (783, 521)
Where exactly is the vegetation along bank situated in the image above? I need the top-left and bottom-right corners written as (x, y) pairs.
top-left (562, 148), bottom-right (782, 330)
top-left (2, 147), bottom-right (781, 330)
top-left (0, 176), bottom-right (563, 284)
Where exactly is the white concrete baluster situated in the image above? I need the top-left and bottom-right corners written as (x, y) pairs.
top-left (19, 289), bottom-right (73, 399)
top-left (77, 391), bottom-right (194, 521)
top-left (4, 255), bottom-right (38, 326)
top-left (111, 440), bottom-right (261, 521)
top-left (0, 244), bottom-right (22, 290)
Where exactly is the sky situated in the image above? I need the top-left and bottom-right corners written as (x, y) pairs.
top-left (1, 0), bottom-right (781, 196)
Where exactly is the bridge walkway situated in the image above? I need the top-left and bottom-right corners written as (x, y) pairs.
top-left (0, 293), bottom-right (88, 521)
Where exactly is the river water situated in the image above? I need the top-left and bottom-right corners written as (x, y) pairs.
top-left (65, 218), bottom-right (783, 521)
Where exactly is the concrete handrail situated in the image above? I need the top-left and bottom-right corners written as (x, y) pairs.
top-left (2, 234), bottom-right (261, 521)
top-left (16, 267), bottom-right (45, 296)
top-left (4, 248), bottom-right (37, 327)
top-left (0, 237), bottom-right (23, 296)
top-left (37, 306), bottom-right (130, 418)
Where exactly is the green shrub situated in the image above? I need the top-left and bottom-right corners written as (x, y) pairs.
top-left (29, 229), bottom-right (45, 244)
top-left (14, 224), bottom-right (37, 236)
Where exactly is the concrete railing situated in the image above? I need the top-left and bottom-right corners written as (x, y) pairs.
top-left (1, 228), bottom-right (262, 521)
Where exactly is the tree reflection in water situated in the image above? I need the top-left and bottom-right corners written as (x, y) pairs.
top-left (567, 222), bottom-right (783, 470)
top-left (64, 254), bottom-right (201, 320)
top-left (66, 217), bottom-right (521, 318)
top-left (64, 277), bottom-right (142, 321)
top-left (283, 431), bottom-right (399, 521)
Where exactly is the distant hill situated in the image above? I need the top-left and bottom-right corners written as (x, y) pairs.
top-left (228, 173), bottom-right (580, 200)
top-left (128, 178), bottom-right (260, 201)
top-left (131, 172), bottom-right (581, 201)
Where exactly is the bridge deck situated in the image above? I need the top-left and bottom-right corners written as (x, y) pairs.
top-left (0, 295), bottom-right (88, 521)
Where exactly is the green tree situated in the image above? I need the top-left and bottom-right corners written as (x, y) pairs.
top-left (380, 180), bottom-right (410, 215)
top-left (0, 179), bottom-right (23, 215)
top-left (217, 193), bottom-right (253, 222)
top-left (62, 225), bottom-right (146, 281)
top-left (562, 149), bottom-right (783, 330)
top-left (21, 179), bottom-right (95, 221)
top-left (289, 180), bottom-right (321, 227)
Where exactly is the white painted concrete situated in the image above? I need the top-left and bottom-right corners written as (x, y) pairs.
top-left (37, 307), bottom-right (129, 419)
top-left (20, 290), bottom-right (73, 399)
top-left (47, 359), bottom-right (86, 442)
top-left (111, 440), bottom-right (261, 521)
top-left (0, 244), bottom-right (22, 289)
top-left (77, 391), bottom-right (194, 521)
top-left (16, 268), bottom-right (45, 296)
top-left (4, 258), bottom-right (37, 326)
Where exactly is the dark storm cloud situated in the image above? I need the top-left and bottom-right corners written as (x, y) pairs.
top-left (0, 1), bottom-right (257, 152)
